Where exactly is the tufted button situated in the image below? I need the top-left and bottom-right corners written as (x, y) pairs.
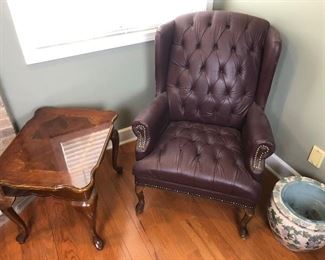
top-left (164, 13), bottom-right (269, 130)
top-left (175, 80), bottom-right (180, 86)
top-left (235, 160), bottom-right (243, 168)
top-left (225, 87), bottom-right (231, 95)
top-left (215, 152), bottom-right (222, 160)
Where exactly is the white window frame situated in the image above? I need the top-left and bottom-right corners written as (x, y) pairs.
top-left (7, 0), bottom-right (213, 65)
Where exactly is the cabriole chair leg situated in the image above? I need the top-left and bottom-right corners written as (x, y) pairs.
top-left (135, 185), bottom-right (145, 214)
top-left (239, 207), bottom-right (255, 239)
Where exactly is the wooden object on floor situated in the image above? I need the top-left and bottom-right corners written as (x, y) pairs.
top-left (239, 207), bottom-right (255, 239)
top-left (0, 107), bottom-right (122, 250)
top-left (0, 142), bottom-right (324, 259)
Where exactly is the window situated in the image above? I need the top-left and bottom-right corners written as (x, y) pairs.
top-left (7, 0), bottom-right (212, 64)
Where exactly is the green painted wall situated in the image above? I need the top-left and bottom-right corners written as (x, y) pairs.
top-left (0, 2), bottom-right (155, 129)
top-left (222, 0), bottom-right (325, 182)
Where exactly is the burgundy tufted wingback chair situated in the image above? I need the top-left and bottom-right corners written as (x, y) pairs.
top-left (132, 11), bottom-right (281, 238)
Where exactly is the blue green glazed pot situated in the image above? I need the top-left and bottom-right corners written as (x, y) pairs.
top-left (267, 176), bottom-right (325, 251)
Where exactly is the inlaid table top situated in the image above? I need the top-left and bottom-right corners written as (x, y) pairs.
top-left (0, 107), bottom-right (117, 191)
top-left (0, 107), bottom-right (122, 250)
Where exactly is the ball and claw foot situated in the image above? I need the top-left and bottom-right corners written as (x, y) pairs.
top-left (93, 235), bottom-right (104, 250)
top-left (135, 202), bottom-right (144, 214)
top-left (16, 231), bottom-right (28, 244)
top-left (240, 227), bottom-right (249, 240)
top-left (239, 208), bottom-right (254, 240)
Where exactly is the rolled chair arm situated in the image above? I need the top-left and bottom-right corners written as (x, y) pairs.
top-left (132, 92), bottom-right (169, 160)
top-left (242, 103), bottom-right (275, 180)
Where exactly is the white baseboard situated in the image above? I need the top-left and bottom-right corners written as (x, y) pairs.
top-left (107, 126), bottom-right (136, 149)
top-left (0, 196), bottom-right (34, 227)
top-left (266, 153), bottom-right (301, 179)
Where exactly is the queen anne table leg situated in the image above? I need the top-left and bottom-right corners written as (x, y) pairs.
top-left (0, 187), bottom-right (29, 243)
top-left (111, 128), bottom-right (123, 175)
top-left (72, 188), bottom-right (103, 250)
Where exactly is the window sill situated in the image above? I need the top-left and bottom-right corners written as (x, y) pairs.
top-left (22, 29), bottom-right (156, 65)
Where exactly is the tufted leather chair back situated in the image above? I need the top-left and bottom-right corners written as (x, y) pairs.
top-left (165, 11), bottom-right (270, 128)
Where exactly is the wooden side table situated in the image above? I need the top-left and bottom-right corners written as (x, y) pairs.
top-left (0, 107), bottom-right (123, 250)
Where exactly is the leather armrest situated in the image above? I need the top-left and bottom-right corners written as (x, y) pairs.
top-left (242, 103), bottom-right (275, 180)
top-left (132, 92), bottom-right (169, 160)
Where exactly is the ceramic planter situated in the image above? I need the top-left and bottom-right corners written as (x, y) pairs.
top-left (267, 176), bottom-right (325, 251)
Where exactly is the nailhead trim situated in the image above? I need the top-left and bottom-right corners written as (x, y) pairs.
top-left (253, 144), bottom-right (269, 169)
top-left (134, 124), bottom-right (150, 152)
top-left (136, 181), bottom-right (254, 209)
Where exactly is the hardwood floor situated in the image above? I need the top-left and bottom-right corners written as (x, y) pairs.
top-left (0, 142), bottom-right (324, 260)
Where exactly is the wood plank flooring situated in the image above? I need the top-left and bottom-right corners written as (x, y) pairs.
top-left (0, 142), bottom-right (324, 259)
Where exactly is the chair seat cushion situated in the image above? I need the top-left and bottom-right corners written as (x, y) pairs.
top-left (133, 121), bottom-right (261, 206)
